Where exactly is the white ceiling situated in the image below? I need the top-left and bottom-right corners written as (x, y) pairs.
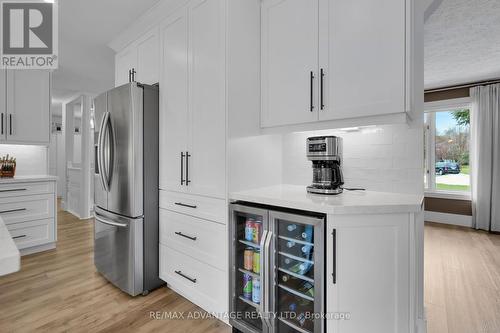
top-left (52, 0), bottom-right (160, 104)
top-left (425, 0), bottom-right (500, 89)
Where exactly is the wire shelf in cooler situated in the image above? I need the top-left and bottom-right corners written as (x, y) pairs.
top-left (238, 295), bottom-right (260, 310)
top-left (278, 235), bottom-right (314, 247)
top-left (278, 284), bottom-right (315, 302)
top-left (278, 267), bottom-right (314, 284)
top-left (278, 251), bottom-right (314, 264)
top-left (278, 317), bottom-right (312, 333)
top-left (238, 239), bottom-right (260, 249)
top-left (238, 268), bottom-right (260, 280)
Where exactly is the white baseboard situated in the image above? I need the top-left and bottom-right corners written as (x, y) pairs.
top-left (20, 243), bottom-right (56, 256)
top-left (424, 210), bottom-right (473, 228)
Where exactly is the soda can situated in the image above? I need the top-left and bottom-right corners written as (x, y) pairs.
top-left (244, 248), bottom-right (254, 271)
top-left (253, 222), bottom-right (261, 243)
top-left (245, 219), bottom-right (255, 241)
top-left (253, 249), bottom-right (260, 273)
top-left (243, 274), bottom-right (252, 300)
top-left (252, 278), bottom-right (260, 304)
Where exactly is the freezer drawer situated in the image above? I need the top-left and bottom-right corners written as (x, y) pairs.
top-left (94, 208), bottom-right (144, 296)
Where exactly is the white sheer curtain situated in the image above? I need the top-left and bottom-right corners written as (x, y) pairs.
top-left (470, 84), bottom-right (500, 232)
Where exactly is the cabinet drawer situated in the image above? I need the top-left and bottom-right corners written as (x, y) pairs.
top-left (0, 181), bottom-right (55, 198)
top-left (159, 190), bottom-right (226, 224)
top-left (159, 209), bottom-right (226, 271)
top-left (160, 244), bottom-right (227, 314)
top-left (0, 194), bottom-right (55, 225)
top-left (6, 218), bottom-right (55, 250)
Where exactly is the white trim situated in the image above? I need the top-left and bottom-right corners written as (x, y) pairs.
top-left (424, 190), bottom-right (471, 200)
top-left (424, 97), bottom-right (472, 112)
top-left (424, 211), bottom-right (473, 228)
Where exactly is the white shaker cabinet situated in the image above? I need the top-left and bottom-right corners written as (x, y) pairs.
top-left (114, 28), bottom-right (160, 87)
top-left (319, 0), bottom-right (406, 121)
top-left (3, 70), bottom-right (50, 145)
top-left (327, 212), bottom-right (424, 333)
top-left (159, 0), bottom-right (226, 199)
top-left (261, 0), bottom-right (413, 128)
top-left (261, 0), bottom-right (319, 127)
top-left (159, 9), bottom-right (189, 193)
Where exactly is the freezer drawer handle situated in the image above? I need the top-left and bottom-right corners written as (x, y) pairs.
top-left (0, 188), bottom-right (27, 193)
top-left (0, 208), bottom-right (27, 214)
top-left (13, 235), bottom-right (26, 239)
top-left (95, 215), bottom-right (128, 228)
top-left (175, 231), bottom-right (197, 241)
top-left (174, 202), bottom-right (197, 209)
top-left (175, 270), bottom-right (197, 283)
top-left (332, 229), bottom-right (337, 284)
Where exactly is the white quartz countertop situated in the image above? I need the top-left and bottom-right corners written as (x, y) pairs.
top-left (230, 184), bottom-right (424, 215)
top-left (0, 217), bottom-right (20, 276)
top-left (0, 175), bottom-right (57, 184)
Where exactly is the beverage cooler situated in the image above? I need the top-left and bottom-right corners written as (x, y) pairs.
top-left (229, 203), bottom-right (325, 333)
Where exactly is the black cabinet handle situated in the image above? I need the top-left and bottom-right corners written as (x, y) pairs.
top-left (0, 208), bottom-right (27, 214)
top-left (131, 68), bottom-right (136, 82)
top-left (320, 68), bottom-right (325, 110)
top-left (181, 152), bottom-right (185, 185)
top-left (0, 188), bottom-right (27, 193)
top-left (13, 235), bottom-right (26, 239)
top-left (175, 270), bottom-right (197, 283)
top-left (332, 229), bottom-right (337, 284)
top-left (310, 71), bottom-right (315, 112)
top-left (128, 69), bottom-right (131, 83)
top-left (9, 114), bottom-right (12, 135)
top-left (174, 202), bottom-right (197, 209)
top-left (175, 231), bottom-right (197, 241)
top-left (186, 152), bottom-right (191, 185)
top-left (1, 113), bottom-right (3, 135)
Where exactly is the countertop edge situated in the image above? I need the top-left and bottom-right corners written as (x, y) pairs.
top-left (0, 175), bottom-right (58, 184)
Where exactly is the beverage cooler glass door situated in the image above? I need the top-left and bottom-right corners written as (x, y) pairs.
top-left (270, 211), bottom-right (324, 333)
top-left (230, 204), bottom-right (271, 333)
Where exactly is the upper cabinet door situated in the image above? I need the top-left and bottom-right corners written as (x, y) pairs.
top-left (0, 70), bottom-right (6, 141)
top-left (115, 45), bottom-right (137, 87)
top-left (261, 0), bottom-right (319, 128)
top-left (187, 0), bottom-right (226, 198)
top-left (6, 70), bottom-right (50, 144)
top-left (136, 28), bottom-right (160, 85)
top-left (159, 9), bottom-right (190, 193)
top-left (319, 0), bottom-right (405, 121)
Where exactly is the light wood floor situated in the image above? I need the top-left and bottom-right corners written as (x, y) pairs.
top-left (424, 222), bottom-right (500, 333)
top-left (1, 208), bottom-right (499, 333)
top-left (0, 204), bottom-right (231, 333)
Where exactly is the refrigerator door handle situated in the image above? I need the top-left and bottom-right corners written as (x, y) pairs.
top-left (95, 214), bottom-right (128, 228)
top-left (263, 230), bottom-right (274, 330)
top-left (105, 114), bottom-right (114, 188)
top-left (97, 112), bottom-right (109, 192)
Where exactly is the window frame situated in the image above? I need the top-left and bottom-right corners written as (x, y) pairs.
top-left (424, 97), bottom-right (472, 200)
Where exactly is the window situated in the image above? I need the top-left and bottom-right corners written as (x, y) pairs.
top-left (424, 100), bottom-right (471, 195)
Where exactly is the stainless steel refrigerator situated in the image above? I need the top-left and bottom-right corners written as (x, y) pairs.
top-left (230, 203), bottom-right (325, 333)
top-left (93, 82), bottom-right (163, 296)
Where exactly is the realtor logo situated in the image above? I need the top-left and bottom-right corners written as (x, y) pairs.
top-left (0, 0), bottom-right (58, 69)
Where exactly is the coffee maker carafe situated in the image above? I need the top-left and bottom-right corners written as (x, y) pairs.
top-left (306, 136), bottom-right (344, 195)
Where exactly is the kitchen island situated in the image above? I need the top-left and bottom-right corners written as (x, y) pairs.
top-left (230, 185), bottom-right (425, 333)
top-left (0, 216), bottom-right (20, 276)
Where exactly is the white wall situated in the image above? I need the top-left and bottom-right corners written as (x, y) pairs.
top-left (282, 124), bottom-right (424, 194)
top-left (0, 145), bottom-right (48, 176)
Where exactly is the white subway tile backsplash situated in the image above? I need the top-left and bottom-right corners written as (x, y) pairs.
top-left (281, 124), bottom-right (424, 195)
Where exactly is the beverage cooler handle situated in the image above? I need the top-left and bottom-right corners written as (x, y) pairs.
top-left (332, 229), bottom-right (337, 284)
top-left (259, 230), bottom-right (269, 317)
top-left (264, 231), bottom-right (273, 329)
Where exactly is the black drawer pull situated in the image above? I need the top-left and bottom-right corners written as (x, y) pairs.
top-left (175, 270), bottom-right (197, 283)
top-left (174, 202), bottom-right (197, 209)
top-left (332, 229), bottom-right (337, 284)
top-left (0, 188), bottom-right (27, 193)
top-left (13, 235), bottom-right (26, 239)
top-left (175, 231), bottom-right (197, 241)
top-left (0, 208), bottom-right (27, 214)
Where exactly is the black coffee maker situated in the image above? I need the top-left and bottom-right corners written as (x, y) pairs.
top-left (306, 136), bottom-right (344, 195)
